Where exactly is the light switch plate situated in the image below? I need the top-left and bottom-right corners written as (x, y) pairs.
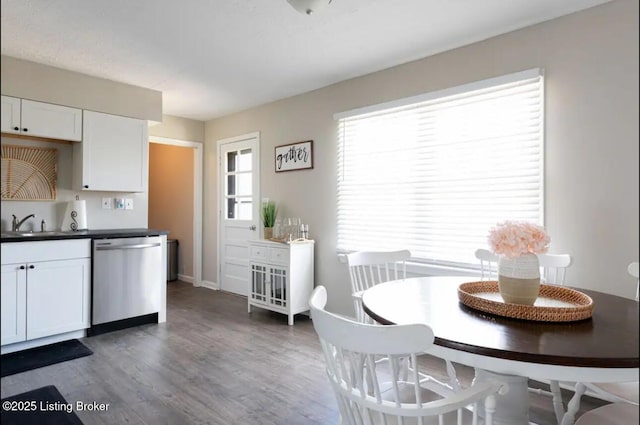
top-left (115, 198), bottom-right (125, 210)
top-left (102, 197), bottom-right (112, 209)
top-left (125, 198), bottom-right (133, 210)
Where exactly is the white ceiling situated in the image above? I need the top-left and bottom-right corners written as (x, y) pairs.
top-left (1, 0), bottom-right (611, 121)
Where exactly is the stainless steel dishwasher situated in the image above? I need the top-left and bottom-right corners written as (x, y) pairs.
top-left (90, 236), bottom-right (162, 335)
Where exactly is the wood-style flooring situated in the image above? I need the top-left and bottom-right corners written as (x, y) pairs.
top-left (1, 281), bottom-right (607, 424)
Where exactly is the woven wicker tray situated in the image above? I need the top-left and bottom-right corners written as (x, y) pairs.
top-left (458, 281), bottom-right (593, 322)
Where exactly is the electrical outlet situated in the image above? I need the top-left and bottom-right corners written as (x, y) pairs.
top-left (102, 197), bottom-right (112, 209)
top-left (115, 198), bottom-right (125, 210)
top-left (125, 198), bottom-right (133, 210)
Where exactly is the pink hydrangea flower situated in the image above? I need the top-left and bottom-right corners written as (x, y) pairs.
top-left (488, 220), bottom-right (550, 258)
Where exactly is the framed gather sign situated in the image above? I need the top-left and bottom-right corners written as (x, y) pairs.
top-left (274, 140), bottom-right (313, 172)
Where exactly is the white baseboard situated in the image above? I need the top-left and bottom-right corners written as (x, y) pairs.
top-left (200, 280), bottom-right (219, 290)
top-left (177, 274), bottom-right (193, 283)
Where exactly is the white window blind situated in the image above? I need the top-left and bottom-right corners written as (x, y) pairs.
top-left (336, 69), bottom-right (544, 267)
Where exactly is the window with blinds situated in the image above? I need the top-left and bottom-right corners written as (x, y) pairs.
top-left (335, 69), bottom-right (544, 267)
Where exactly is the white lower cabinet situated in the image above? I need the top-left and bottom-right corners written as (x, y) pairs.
top-left (26, 258), bottom-right (91, 340)
top-left (248, 240), bottom-right (314, 325)
top-left (0, 240), bottom-right (91, 348)
top-left (1, 264), bottom-right (27, 345)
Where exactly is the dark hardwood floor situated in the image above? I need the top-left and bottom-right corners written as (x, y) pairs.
top-left (1, 281), bottom-right (607, 424)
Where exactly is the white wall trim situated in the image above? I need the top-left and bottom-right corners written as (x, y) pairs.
top-left (149, 135), bottom-right (203, 288)
top-left (200, 280), bottom-right (219, 291)
top-left (177, 274), bottom-right (194, 284)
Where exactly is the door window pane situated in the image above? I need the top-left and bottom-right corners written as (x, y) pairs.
top-left (226, 175), bottom-right (236, 196)
top-left (227, 151), bottom-right (237, 172)
top-left (238, 149), bottom-right (252, 172)
top-left (236, 173), bottom-right (252, 196)
top-left (226, 197), bottom-right (252, 220)
top-left (236, 198), bottom-right (252, 220)
top-left (227, 198), bottom-right (236, 219)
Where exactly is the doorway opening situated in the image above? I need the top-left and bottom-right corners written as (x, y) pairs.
top-left (149, 136), bottom-right (203, 287)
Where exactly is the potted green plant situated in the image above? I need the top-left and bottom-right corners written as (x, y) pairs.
top-left (260, 200), bottom-right (278, 239)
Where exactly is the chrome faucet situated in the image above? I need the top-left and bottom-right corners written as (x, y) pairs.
top-left (12, 214), bottom-right (36, 232)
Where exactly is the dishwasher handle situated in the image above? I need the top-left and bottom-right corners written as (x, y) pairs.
top-left (95, 242), bottom-right (161, 251)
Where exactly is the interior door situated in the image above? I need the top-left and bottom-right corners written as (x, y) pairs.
top-left (218, 134), bottom-right (260, 296)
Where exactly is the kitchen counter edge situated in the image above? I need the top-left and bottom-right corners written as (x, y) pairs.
top-left (0, 228), bottom-right (169, 243)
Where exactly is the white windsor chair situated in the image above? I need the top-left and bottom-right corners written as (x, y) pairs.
top-left (527, 253), bottom-right (573, 423)
top-left (573, 400), bottom-right (638, 425)
top-left (537, 253), bottom-right (572, 285)
top-left (346, 249), bottom-right (461, 391)
top-left (474, 249), bottom-right (498, 280)
top-left (630, 261), bottom-right (639, 301)
top-left (558, 261), bottom-right (640, 425)
top-left (309, 286), bottom-right (506, 425)
top-left (346, 250), bottom-right (411, 324)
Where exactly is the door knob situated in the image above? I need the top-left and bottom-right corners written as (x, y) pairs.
top-left (249, 225), bottom-right (256, 231)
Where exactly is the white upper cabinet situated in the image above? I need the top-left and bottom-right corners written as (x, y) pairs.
top-left (1, 95), bottom-right (21, 134)
top-left (1, 95), bottom-right (82, 142)
top-left (74, 110), bottom-right (148, 192)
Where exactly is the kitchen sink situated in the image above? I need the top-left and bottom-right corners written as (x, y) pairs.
top-left (1, 231), bottom-right (68, 237)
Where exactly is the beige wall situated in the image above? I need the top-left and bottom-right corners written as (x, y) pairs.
top-left (149, 114), bottom-right (205, 143)
top-left (1, 56), bottom-right (162, 121)
top-left (204, 0), bottom-right (639, 315)
top-left (149, 143), bottom-right (195, 278)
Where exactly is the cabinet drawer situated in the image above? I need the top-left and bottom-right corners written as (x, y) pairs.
top-left (268, 248), bottom-right (289, 265)
top-left (1, 239), bottom-right (91, 264)
top-left (250, 245), bottom-right (268, 261)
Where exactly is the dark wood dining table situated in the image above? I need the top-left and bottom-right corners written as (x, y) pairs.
top-left (362, 276), bottom-right (639, 425)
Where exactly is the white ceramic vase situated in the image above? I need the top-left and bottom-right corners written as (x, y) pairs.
top-left (498, 253), bottom-right (541, 305)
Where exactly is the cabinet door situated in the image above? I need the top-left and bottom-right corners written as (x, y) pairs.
top-left (20, 99), bottom-right (82, 141)
top-left (1, 264), bottom-right (27, 345)
top-left (78, 110), bottom-right (148, 192)
top-left (268, 266), bottom-right (288, 309)
top-left (1, 95), bottom-right (21, 135)
top-left (250, 263), bottom-right (269, 305)
top-left (26, 258), bottom-right (91, 340)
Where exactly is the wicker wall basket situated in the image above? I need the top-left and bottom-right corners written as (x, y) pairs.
top-left (1, 144), bottom-right (58, 201)
top-left (458, 281), bottom-right (594, 322)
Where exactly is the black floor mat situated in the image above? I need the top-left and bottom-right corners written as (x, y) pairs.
top-left (1, 385), bottom-right (84, 425)
top-left (1, 340), bottom-right (93, 377)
